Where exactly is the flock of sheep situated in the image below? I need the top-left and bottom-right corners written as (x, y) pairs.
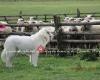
top-left (0, 17), bottom-right (39, 33)
top-left (63, 15), bottom-right (100, 33)
top-left (0, 15), bottom-right (100, 37)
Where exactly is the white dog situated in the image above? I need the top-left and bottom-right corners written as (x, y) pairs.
top-left (1, 27), bottom-right (55, 67)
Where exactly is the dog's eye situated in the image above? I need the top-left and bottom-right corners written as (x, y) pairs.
top-left (47, 31), bottom-right (50, 35)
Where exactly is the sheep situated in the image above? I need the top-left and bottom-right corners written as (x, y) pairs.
top-left (26, 17), bottom-right (38, 32)
top-left (16, 18), bottom-right (25, 32)
top-left (0, 21), bottom-right (12, 47)
top-left (83, 15), bottom-right (100, 48)
top-left (88, 19), bottom-right (100, 32)
top-left (64, 17), bottom-right (70, 22)
top-left (0, 21), bottom-right (12, 33)
top-left (74, 18), bottom-right (84, 32)
top-left (83, 15), bottom-right (100, 32)
top-left (63, 17), bottom-right (84, 32)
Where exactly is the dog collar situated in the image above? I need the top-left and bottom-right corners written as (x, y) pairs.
top-left (37, 45), bottom-right (45, 53)
top-left (46, 31), bottom-right (52, 40)
top-left (43, 36), bottom-right (48, 41)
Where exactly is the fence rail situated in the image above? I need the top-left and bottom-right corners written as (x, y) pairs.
top-left (52, 40), bottom-right (100, 43)
top-left (1, 15), bottom-right (100, 52)
top-left (0, 9), bottom-right (100, 24)
top-left (1, 31), bottom-right (100, 35)
top-left (2, 21), bottom-right (100, 27)
top-left (0, 32), bottom-right (31, 36)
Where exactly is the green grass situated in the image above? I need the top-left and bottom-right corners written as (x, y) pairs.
top-left (0, 55), bottom-right (100, 80)
top-left (0, 0), bottom-right (100, 16)
top-left (0, 0), bottom-right (100, 80)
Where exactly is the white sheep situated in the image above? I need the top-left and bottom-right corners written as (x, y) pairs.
top-left (16, 18), bottom-right (25, 32)
top-left (0, 21), bottom-right (12, 33)
top-left (74, 18), bottom-right (84, 32)
top-left (83, 15), bottom-right (100, 32)
top-left (27, 17), bottom-right (38, 32)
top-left (88, 19), bottom-right (100, 32)
top-left (82, 16), bottom-right (100, 40)
top-left (64, 17), bottom-right (70, 22)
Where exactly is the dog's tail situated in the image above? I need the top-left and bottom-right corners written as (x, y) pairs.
top-left (1, 49), bottom-right (7, 63)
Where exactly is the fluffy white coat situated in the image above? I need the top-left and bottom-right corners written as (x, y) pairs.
top-left (1, 28), bottom-right (54, 67)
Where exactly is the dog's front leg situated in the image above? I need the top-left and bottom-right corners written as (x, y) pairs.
top-left (29, 54), bottom-right (32, 63)
top-left (25, 53), bottom-right (32, 63)
top-left (31, 51), bottom-right (39, 67)
top-left (5, 51), bottom-right (15, 68)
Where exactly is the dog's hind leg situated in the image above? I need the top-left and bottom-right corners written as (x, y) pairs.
top-left (6, 51), bottom-right (15, 67)
top-left (1, 49), bottom-right (7, 63)
top-left (1, 49), bottom-right (12, 67)
top-left (31, 52), bottom-right (39, 67)
top-left (1, 49), bottom-right (15, 67)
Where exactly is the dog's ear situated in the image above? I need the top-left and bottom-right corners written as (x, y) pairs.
top-left (46, 30), bottom-right (50, 35)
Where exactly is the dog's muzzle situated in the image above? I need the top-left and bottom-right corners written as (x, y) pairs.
top-left (46, 31), bottom-right (55, 40)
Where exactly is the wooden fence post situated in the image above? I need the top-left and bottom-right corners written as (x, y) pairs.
top-left (77, 8), bottom-right (80, 18)
top-left (44, 14), bottom-right (47, 22)
top-left (19, 10), bottom-right (23, 18)
top-left (54, 15), bottom-right (63, 50)
top-left (54, 15), bottom-right (60, 30)
top-left (64, 14), bottom-right (67, 17)
top-left (4, 16), bottom-right (9, 23)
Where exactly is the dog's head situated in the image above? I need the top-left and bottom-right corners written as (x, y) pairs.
top-left (41, 27), bottom-right (55, 42)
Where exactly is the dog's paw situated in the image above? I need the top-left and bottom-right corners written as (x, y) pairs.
top-left (6, 65), bottom-right (13, 68)
top-left (33, 64), bottom-right (37, 67)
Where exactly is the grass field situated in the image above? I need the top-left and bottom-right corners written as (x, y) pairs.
top-left (0, 0), bottom-right (100, 15)
top-left (0, 0), bottom-right (100, 80)
top-left (1, 55), bottom-right (100, 80)
top-left (0, 56), bottom-right (100, 80)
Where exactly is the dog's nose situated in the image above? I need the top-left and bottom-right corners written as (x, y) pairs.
top-left (53, 31), bottom-right (58, 36)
